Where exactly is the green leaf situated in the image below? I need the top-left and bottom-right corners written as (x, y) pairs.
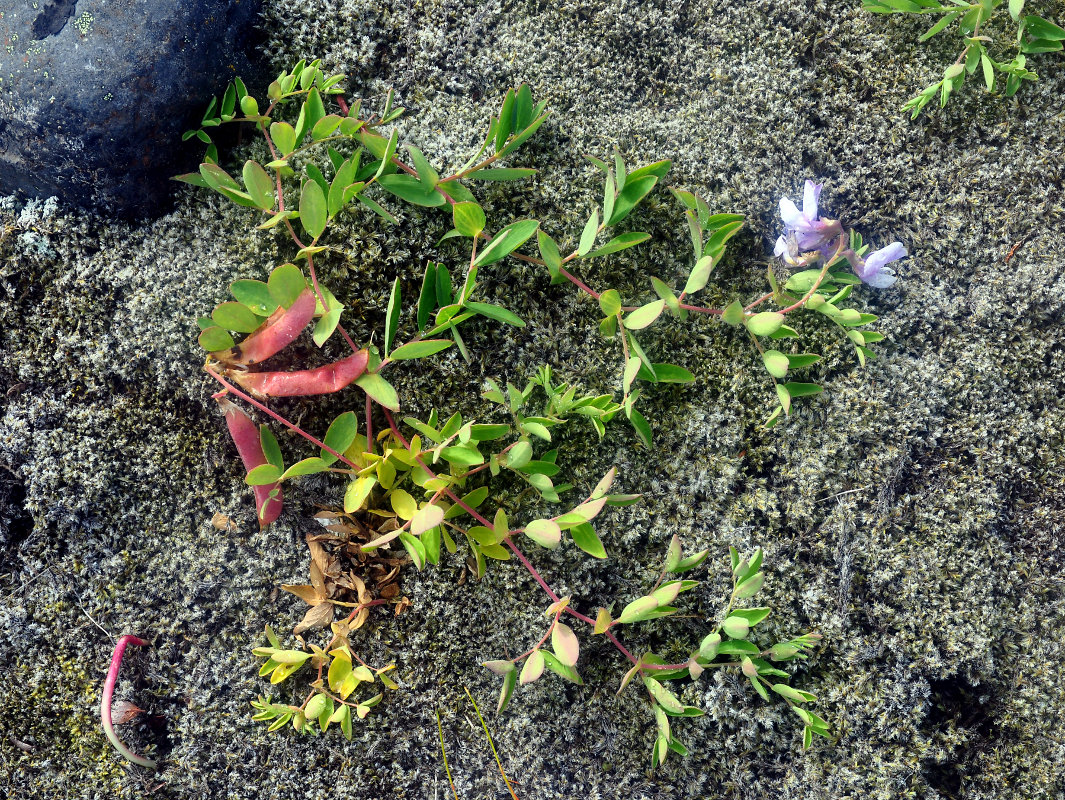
top-left (385, 277), bottom-right (401, 356)
top-left (540, 650), bottom-right (583, 684)
top-left (440, 444), bottom-right (484, 467)
top-left (538, 231), bottom-right (564, 283)
top-left (312, 305), bottom-right (343, 347)
top-left (782, 382), bottom-right (823, 398)
top-left (411, 503), bottom-right (445, 536)
top-left (269, 121), bottom-right (297, 156)
top-left (230, 280), bottom-right (278, 316)
top-left (417, 263), bottom-right (438, 332)
top-left (345, 475), bottom-right (377, 512)
top-left (524, 518), bottom-right (562, 549)
top-left (294, 88), bottom-right (326, 144)
top-left (787, 353), bottom-right (821, 369)
top-left (398, 532), bottom-right (426, 569)
top-left (578, 209), bottom-right (599, 256)
top-left (1025, 15), bottom-right (1065, 40)
top-left (628, 408), bottom-right (652, 448)
top-left (501, 441), bottom-right (532, 471)
top-left (599, 289), bottom-right (622, 317)
top-left (496, 90), bottom-right (515, 150)
top-left (570, 522), bottom-right (606, 558)
top-left (198, 163), bottom-right (240, 192)
top-left (474, 219), bottom-right (540, 267)
top-left (356, 193), bottom-right (398, 224)
top-left (465, 301), bottom-right (525, 328)
top-left (648, 363), bottom-right (695, 383)
top-left (312, 114), bottom-right (344, 141)
top-left (746, 312), bottom-right (784, 337)
top-left (1021, 38), bottom-right (1063, 53)
top-left (378, 173), bottom-right (446, 207)
top-left (623, 300), bottom-right (665, 330)
top-left (496, 112), bottom-right (550, 158)
top-left (255, 427), bottom-right (282, 473)
top-left (374, 129), bottom-right (399, 180)
top-left (243, 161), bottom-right (275, 211)
top-left (268, 264), bottom-right (307, 308)
top-left (704, 219), bottom-right (744, 256)
top-left (776, 384), bottom-right (792, 415)
top-left (321, 412), bottom-right (358, 464)
top-left (356, 373), bottom-right (400, 410)
top-left (762, 350), bottom-right (789, 379)
top-left (626, 159), bottom-right (671, 181)
top-left (452, 201), bottom-right (486, 237)
top-left (213, 302), bottom-right (261, 333)
top-left (246, 464), bottom-right (282, 485)
top-left (606, 176), bottom-right (658, 226)
top-left (199, 326), bottom-right (235, 352)
top-left (467, 168), bottom-right (537, 181)
top-left (735, 571), bottom-right (765, 599)
top-left (618, 595), bottom-right (658, 624)
top-left (586, 231), bottom-right (652, 259)
top-left (300, 180), bottom-right (327, 240)
top-left (722, 300), bottom-right (744, 326)
top-left (389, 339), bottom-right (453, 360)
top-left (684, 255), bottom-right (714, 295)
top-left (407, 145), bottom-right (439, 188)
top-left (919, 10), bottom-right (961, 41)
top-left (468, 424), bottom-right (510, 441)
top-left (280, 457), bottom-right (330, 480)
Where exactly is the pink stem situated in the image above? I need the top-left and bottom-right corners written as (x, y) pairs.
top-left (101, 635), bottom-right (156, 769)
top-left (205, 367), bottom-right (359, 469)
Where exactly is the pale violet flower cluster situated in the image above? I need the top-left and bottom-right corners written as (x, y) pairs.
top-left (774, 181), bottom-right (904, 289)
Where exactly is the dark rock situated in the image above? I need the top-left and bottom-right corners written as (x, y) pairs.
top-left (0, 0), bottom-right (264, 219)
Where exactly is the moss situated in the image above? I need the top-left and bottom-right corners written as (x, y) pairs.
top-left (2, 0), bottom-right (1065, 798)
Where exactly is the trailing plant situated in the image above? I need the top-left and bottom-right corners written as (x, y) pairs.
top-left (101, 635), bottom-right (156, 769)
top-left (864, 0), bottom-right (1065, 117)
top-left (175, 58), bottom-right (907, 765)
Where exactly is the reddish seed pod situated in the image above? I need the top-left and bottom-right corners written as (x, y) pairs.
top-left (232, 349), bottom-right (369, 398)
top-left (219, 398), bottom-right (283, 526)
top-left (213, 288), bottom-right (316, 366)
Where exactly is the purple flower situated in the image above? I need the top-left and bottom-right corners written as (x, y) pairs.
top-left (854, 242), bottom-right (905, 288)
top-left (774, 180), bottom-right (843, 265)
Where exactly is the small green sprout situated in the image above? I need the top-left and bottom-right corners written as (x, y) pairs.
top-left (864, 0), bottom-right (1065, 117)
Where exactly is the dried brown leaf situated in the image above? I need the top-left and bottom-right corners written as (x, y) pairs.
top-left (294, 601), bottom-right (335, 634)
top-left (110, 700), bottom-right (145, 725)
top-left (281, 584), bottom-right (323, 605)
top-left (350, 606), bottom-right (369, 631)
top-left (211, 512), bottom-right (237, 533)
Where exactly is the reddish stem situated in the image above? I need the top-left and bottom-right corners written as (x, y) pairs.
top-left (101, 635), bottom-right (156, 769)
top-left (204, 367), bottom-right (359, 470)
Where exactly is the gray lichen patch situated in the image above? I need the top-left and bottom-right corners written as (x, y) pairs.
top-left (2, 0), bottom-right (1065, 798)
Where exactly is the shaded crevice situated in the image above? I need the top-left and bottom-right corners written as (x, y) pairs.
top-left (31, 0), bottom-right (79, 40)
top-left (0, 468), bottom-right (33, 551)
top-left (920, 676), bottom-right (999, 798)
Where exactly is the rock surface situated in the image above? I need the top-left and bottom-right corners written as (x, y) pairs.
top-left (0, 0), bottom-right (263, 218)
top-left (2, 1), bottom-right (1065, 799)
